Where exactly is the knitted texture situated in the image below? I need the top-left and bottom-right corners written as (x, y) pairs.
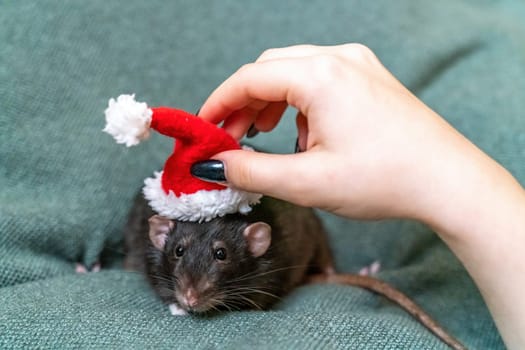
top-left (2, 1), bottom-right (525, 349)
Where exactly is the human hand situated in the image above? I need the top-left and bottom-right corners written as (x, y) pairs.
top-left (194, 44), bottom-right (525, 349)
top-left (195, 44), bottom-right (471, 223)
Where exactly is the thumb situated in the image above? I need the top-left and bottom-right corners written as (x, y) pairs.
top-left (191, 149), bottom-right (322, 206)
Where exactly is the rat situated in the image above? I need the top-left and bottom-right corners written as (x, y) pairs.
top-left (124, 193), bottom-right (467, 350)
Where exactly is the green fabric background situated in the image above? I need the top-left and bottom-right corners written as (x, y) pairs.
top-left (1, 1), bottom-right (524, 349)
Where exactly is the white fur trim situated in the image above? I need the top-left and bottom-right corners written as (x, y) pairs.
top-left (143, 171), bottom-right (263, 222)
top-left (103, 94), bottom-right (153, 147)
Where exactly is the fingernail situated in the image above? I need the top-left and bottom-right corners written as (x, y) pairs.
top-left (247, 124), bottom-right (259, 138)
top-left (294, 137), bottom-right (302, 153)
top-left (190, 160), bottom-right (226, 183)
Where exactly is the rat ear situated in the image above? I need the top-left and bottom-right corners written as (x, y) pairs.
top-left (243, 222), bottom-right (271, 258)
top-left (148, 215), bottom-right (174, 250)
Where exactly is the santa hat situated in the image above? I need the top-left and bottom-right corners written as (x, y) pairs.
top-left (103, 94), bottom-right (262, 222)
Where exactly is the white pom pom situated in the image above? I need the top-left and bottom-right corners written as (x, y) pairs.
top-left (103, 94), bottom-right (153, 147)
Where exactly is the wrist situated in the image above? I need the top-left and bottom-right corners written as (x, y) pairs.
top-left (392, 107), bottom-right (507, 237)
top-left (409, 120), bottom-right (525, 349)
top-left (416, 134), bottom-right (524, 242)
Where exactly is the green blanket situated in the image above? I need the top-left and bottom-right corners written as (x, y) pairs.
top-left (2, 1), bottom-right (524, 349)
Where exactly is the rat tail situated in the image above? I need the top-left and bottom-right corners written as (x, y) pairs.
top-left (309, 273), bottom-right (468, 350)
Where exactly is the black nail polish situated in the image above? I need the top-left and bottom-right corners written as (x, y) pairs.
top-left (247, 124), bottom-right (259, 138)
top-left (294, 137), bottom-right (301, 153)
top-left (191, 160), bottom-right (226, 183)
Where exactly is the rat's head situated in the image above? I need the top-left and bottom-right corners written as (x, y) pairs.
top-left (147, 214), bottom-right (272, 314)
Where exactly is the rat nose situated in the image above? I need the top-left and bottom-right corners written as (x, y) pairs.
top-left (184, 288), bottom-right (199, 307)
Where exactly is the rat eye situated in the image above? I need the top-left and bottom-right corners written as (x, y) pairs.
top-left (214, 248), bottom-right (227, 261)
top-left (175, 245), bottom-right (184, 258)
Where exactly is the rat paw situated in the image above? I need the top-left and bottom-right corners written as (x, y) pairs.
top-left (91, 262), bottom-right (101, 272)
top-left (169, 303), bottom-right (188, 316)
top-left (358, 260), bottom-right (381, 276)
top-left (75, 262), bottom-right (101, 274)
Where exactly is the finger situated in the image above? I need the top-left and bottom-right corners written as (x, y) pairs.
top-left (221, 100), bottom-right (269, 139)
top-left (198, 59), bottom-right (311, 125)
top-left (256, 43), bottom-right (366, 63)
top-left (256, 44), bottom-right (322, 62)
top-left (221, 109), bottom-right (254, 140)
top-left (246, 124), bottom-right (260, 138)
top-left (211, 149), bottom-right (327, 207)
top-left (254, 101), bottom-right (288, 132)
top-left (295, 112), bottom-right (308, 152)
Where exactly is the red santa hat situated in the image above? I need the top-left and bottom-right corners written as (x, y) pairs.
top-left (103, 94), bottom-right (262, 222)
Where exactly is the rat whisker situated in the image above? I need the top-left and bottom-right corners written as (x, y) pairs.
top-left (156, 286), bottom-right (177, 300)
top-left (213, 298), bottom-right (234, 312)
top-left (205, 294), bottom-right (245, 312)
top-left (225, 264), bottom-right (311, 284)
top-left (222, 300), bottom-right (244, 312)
top-left (235, 288), bottom-right (281, 300)
top-left (150, 274), bottom-right (172, 282)
top-left (221, 287), bottom-right (282, 301)
top-left (225, 268), bottom-right (286, 284)
top-left (234, 295), bottom-right (263, 310)
top-left (150, 274), bottom-right (176, 285)
top-left (209, 303), bottom-right (222, 313)
top-left (220, 284), bottom-right (281, 294)
top-left (218, 286), bottom-right (281, 297)
top-left (210, 300), bottom-right (228, 312)
top-left (195, 297), bottom-right (224, 314)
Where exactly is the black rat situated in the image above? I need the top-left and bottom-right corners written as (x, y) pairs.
top-left (124, 193), bottom-right (467, 350)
